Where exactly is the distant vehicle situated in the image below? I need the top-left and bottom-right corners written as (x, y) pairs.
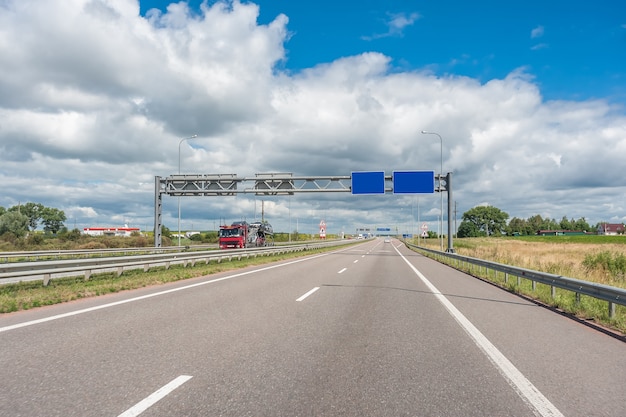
top-left (384, 237), bottom-right (391, 243)
top-left (218, 221), bottom-right (274, 249)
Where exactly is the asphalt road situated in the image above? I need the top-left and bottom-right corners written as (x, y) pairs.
top-left (0, 239), bottom-right (624, 416)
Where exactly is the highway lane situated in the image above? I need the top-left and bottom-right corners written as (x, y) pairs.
top-left (0, 238), bottom-right (624, 416)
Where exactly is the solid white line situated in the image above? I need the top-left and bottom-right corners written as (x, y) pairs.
top-left (338, 268), bottom-right (347, 274)
top-left (118, 375), bottom-right (192, 417)
top-left (353, 260), bottom-right (359, 264)
top-left (0, 252), bottom-right (334, 333)
top-left (296, 287), bottom-right (319, 302)
top-left (393, 246), bottom-right (564, 417)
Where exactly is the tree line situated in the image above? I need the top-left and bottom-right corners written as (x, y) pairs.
top-left (1, 201), bottom-right (619, 243)
top-left (0, 203), bottom-right (67, 237)
top-left (456, 205), bottom-right (613, 238)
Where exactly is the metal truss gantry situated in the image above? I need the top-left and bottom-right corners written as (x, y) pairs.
top-left (154, 172), bottom-right (453, 250)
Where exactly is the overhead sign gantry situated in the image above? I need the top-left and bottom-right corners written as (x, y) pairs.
top-left (154, 171), bottom-right (453, 251)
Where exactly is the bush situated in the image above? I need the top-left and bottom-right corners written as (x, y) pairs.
top-left (583, 251), bottom-right (626, 280)
top-left (0, 231), bottom-right (18, 244)
top-left (27, 233), bottom-right (45, 246)
top-left (77, 241), bottom-right (108, 250)
top-left (127, 235), bottom-right (150, 247)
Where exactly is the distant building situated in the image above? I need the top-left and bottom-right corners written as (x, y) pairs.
top-left (596, 223), bottom-right (625, 235)
top-left (536, 230), bottom-right (586, 236)
top-left (83, 226), bottom-right (140, 237)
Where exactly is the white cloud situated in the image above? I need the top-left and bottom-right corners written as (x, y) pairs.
top-left (531, 25), bottom-right (544, 38)
top-left (0, 0), bottom-right (624, 237)
top-left (531, 43), bottom-right (549, 51)
top-left (362, 11), bottom-right (420, 40)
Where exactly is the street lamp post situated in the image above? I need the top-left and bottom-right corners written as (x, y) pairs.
top-left (178, 134), bottom-right (198, 246)
top-left (421, 130), bottom-right (444, 251)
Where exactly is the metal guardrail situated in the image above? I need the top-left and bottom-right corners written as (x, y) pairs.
top-left (0, 240), bottom-right (337, 263)
top-left (407, 242), bottom-right (626, 318)
top-left (0, 245), bottom-right (216, 263)
top-left (0, 240), bottom-right (354, 286)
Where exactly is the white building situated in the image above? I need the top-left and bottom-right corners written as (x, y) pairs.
top-left (83, 226), bottom-right (141, 237)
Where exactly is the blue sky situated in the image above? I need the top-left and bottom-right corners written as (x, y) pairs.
top-left (141, 0), bottom-right (626, 103)
top-left (1, 0), bottom-right (625, 235)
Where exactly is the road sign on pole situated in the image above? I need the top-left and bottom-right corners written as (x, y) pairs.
top-left (351, 171), bottom-right (385, 194)
top-left (393, 171), bottom-right (435, 194)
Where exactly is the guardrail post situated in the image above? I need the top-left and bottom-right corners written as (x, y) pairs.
top-left (43, 274), bottom-right (51, 286)
top-left (551, 285), bottom-right (556, 299)
top-left (504, 272), bottom-right (508, 284)
top-left (532, 280), bottom-right (536, 291)
top-left (576, 292), bottom-right (581, 305)
top-left (609, 302), bottom-right (615, 319)
top-left (84, 270), bottom-right (91, 281)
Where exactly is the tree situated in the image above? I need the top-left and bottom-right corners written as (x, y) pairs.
top-left (9, 202), bottom-right (45, 231)
top-left (526, 214), bottom-right (544, 234)
top-left (508, 217), bottom-right (530, 235)
top-left (573, 217), bottom-right (590, 232)
top-left (526, 214), bottom-right (558, 233)
top-left (40, 207), bottom-right (66, 234)
top-left (0, 211), bottom-right (30, 237)
top-left (457, 221), bottom-right (481, 238)
top-left (460, 205), bottom-right (509, 237)
top-left (559, 216), bottom-right (573, 231)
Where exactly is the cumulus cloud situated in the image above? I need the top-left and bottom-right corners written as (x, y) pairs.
top-left (0, 0), bottom-right (625, 236)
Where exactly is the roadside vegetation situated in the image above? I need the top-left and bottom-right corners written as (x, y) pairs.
top-left (3, 201), bottom-right (624, 334)
top-left (0, 242), bottom-right (350, 314)
top-left (415, 235), bottom-right (626, 334)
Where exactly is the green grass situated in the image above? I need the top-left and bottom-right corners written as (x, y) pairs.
top-left (510, 234), bottom-right (626, 244)
top-left (0, 245), bottom-right (347, 314)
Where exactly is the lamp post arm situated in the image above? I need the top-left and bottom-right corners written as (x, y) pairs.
top-left (421, 130), bottom-right (444, 251)
top-left (178, 134), bottom-right (197, 174)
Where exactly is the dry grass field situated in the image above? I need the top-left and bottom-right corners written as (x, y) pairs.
top-left (415, 236), bottom-right (626, 288)
top-left (412, 236), bottom-right (626, 334)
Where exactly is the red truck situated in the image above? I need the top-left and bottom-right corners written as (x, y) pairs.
top-left (218, 221), bottom-right (274, 249)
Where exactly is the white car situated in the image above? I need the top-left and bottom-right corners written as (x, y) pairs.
top-left (384, 237), bottom-right (391, 243)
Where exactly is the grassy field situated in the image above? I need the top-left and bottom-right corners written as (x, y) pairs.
top-left (413, 235), bottom-right (626, 334)
top-left (0, 245), bottom-right (346, 314)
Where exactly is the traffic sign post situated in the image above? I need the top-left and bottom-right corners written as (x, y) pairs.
top-left (155, 171), bottom-right (453, 252)
top-left (351, 171), bottom-right (385, 194)
top-left (392, 171), bottom-right (434, 194)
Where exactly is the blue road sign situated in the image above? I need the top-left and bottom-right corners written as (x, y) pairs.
top-left (351, 171), bottom-right (385, 194)
top-left (393, 171), bottom-right (435, 194)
